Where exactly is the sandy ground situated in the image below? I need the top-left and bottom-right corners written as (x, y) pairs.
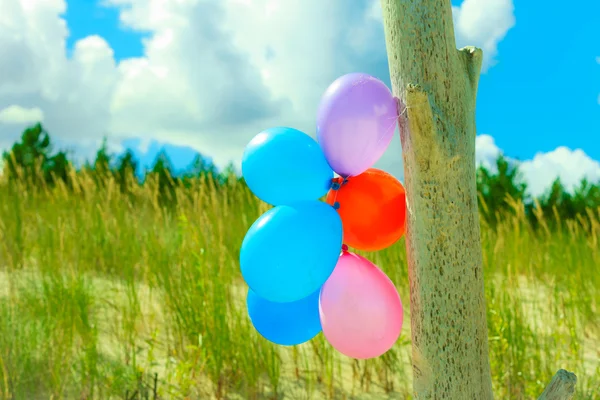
top-left (0, 269), bottom-right (597, 399)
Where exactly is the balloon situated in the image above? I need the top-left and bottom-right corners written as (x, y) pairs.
top-left (240, 201), bottom-right (343, 303)
top-left (247, 288), bottom-right (322, 345)
top-left (319, 250), bottom-right (403, 359)
top-left (316, 73), bottom-right (398, 177)
top-left (326, 168), bottom-right (406, 251)
top-left (242, 127), bottom-right (334, 206)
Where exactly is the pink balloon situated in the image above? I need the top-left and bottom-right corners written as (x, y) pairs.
top-left (319, 250), bottom-right (403, 359)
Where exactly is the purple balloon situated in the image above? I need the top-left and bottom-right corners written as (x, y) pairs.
top-left (316, 73), bottom-right (398, 177)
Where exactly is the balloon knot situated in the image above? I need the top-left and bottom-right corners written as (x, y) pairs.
top-left (333, 201), bottom-right (340, 210)
top-left (330, 181), bottom-right (341, 190)
top-left (341, 244), bottom-right (348, 252)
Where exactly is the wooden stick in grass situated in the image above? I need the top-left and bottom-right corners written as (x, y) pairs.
top-left (538, 369), bottom-right (577, 400)
top-left (379, 0), bottom-right (576, 398)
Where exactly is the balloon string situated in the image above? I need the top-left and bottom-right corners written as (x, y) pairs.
top-left (330, 176), bottom-right (349, 210)
top-left (329, 98), bottom-right (401, 256)
top-left (330, 178), bottom-right (340, 209)
top-left (329, 177), bottom-right (348, 253)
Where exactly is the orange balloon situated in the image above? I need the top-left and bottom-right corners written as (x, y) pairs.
top-left (326, 168), bottom-right (406, 251)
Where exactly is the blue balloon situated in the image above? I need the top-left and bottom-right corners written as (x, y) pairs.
top-left (241, 127), bottom-right (334, 206)
top-left (247, 288), bottom-right (322, 346)
top-left (240, 201), bottom-right (342, 303)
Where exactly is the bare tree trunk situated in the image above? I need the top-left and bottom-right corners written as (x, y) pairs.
top-left (380, 0), bottom-right (493, 398)
top-left (380, 2), bottom-right (578, 399)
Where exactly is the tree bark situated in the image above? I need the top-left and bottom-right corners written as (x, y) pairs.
top-left (380, 0), bottom-right (493, 398)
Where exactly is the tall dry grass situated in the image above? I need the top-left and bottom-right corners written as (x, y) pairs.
top-left (0, 169), bottom-right (598, 399)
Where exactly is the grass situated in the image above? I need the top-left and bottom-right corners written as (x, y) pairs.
top-left (0, 172), bottom-right (598, 399)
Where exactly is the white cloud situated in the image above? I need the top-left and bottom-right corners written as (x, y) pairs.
top-left (0, 0), bottom-right (118, 155)
top-left (475, 134), bottom-right (503, 172)
top-left (473, 134), bottom-right (600, 198)
top-left (520, 148), bottom-right (600, 198)
top-left (0, 0), bottom-right (516, 171)
top-left (0, 105), bottom-right (44, 124)
top-left (452, 0), bottom-right (515, 70)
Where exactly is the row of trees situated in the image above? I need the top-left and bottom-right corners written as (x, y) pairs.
top-left (1, 124), bottom-right (238, 204)
top-left (2, 123), bottom-right (599, 227)
top-left (476, 154), bottom-right (600, 227)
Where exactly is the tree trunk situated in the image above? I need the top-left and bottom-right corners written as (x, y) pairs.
top-left (380, 0), bottom-right (493, 398)
top-left (380, 2), bottom-right (578, 399)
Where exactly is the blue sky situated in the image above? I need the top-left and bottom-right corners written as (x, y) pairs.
top-left (0, 0), bottom-right (598, 196)
top-left (61, 0), bottom-right (599, 167)
top-left (64, 0), bottom-right (149, 60)
top-left (475, 1), bottom-right (600, 161)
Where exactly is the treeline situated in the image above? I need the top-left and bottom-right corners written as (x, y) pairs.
top-left (476, 155), bottom-right (600, 228)
top-left (1, 123), bottom-right (240, 206)
top-left (2, 123), bottom-right (600, 229)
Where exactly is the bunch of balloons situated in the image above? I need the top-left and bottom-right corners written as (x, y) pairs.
top-left (240, 73), bottom-right (407, 359)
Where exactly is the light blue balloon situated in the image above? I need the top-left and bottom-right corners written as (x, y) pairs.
top-left (247, 288), bottom-right (322, 346)
top-left (241, 127), bottom-right (334, 206)
top-left (240, 201), bottom-right (342, 303)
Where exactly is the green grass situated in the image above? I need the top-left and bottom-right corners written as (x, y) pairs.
top-left (0, 174), bottom-right (598, 399)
